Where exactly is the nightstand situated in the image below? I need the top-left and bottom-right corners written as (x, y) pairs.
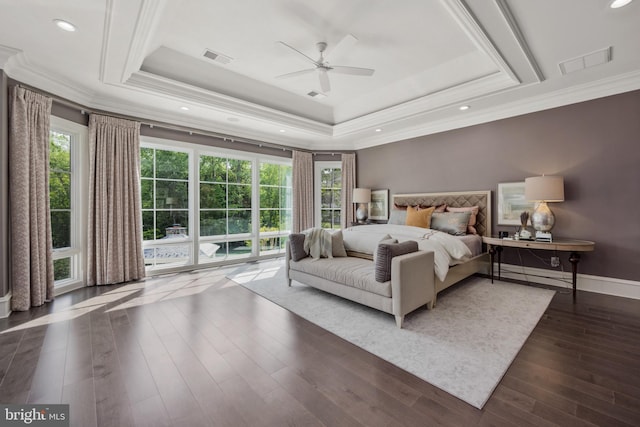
top-left (482, 236), bottom-right (595, 301)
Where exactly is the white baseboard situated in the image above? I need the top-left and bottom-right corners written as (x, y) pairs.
top-left (0, 292), bottom-right (11, 318)
top-left (497, 263), bottom-right (640, 300)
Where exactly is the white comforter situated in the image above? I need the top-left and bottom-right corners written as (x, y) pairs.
top-left (346, 224), bottom-right (472, 281)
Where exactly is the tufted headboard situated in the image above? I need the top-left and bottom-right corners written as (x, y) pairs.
top-left (391, 191), bottom-right (492, 237)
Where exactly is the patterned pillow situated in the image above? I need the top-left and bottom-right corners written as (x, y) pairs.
top-left (405, 205), bottom-right (435, 228)
top-left (431, 212), bottom-right (472, 236)
top-left (375, 240), bottom-right (419, 282)
top-left (446, 206), bottom-right (479, 234)
top-left (289, 233), bottom-right (307, 261)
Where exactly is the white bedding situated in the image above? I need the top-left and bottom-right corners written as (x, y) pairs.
top-left (346, 224), bottom-right (473, 281)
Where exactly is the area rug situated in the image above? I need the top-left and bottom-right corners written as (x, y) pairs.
top-left (227, 260), bottom-right (554, 409)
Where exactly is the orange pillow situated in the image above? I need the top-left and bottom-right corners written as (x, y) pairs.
top-left (405, 205), bottom-right (435, 228)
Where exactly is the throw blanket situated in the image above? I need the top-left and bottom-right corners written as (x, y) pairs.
top-left (345, 224), bottom-right (473, 281)
top-left (303, 228), bottom-right (333, 259)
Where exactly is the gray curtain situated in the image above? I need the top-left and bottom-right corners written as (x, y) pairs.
top-left (87, 114), bottom-right (145, 285)
top-left (8, 86), bottom-right (54, 311)
top-left (292, 150), bottom-right (313, 232)
top-left (341, 153), bottom-right (356, 229)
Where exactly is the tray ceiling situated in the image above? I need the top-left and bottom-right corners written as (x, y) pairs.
top-left (1, 0), bottom-right (639, 150)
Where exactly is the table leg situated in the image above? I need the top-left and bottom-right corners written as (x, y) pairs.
top-left (569, 252), bottom-right (581, 302)
top-left (488, 246), bottom-right (495, 283)
top-left (488, 246), bottom-right (503, 284)
top-left (497, 246), bottom-right (502, 281)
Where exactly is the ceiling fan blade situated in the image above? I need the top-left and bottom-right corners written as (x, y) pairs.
top-left (318, 69), bottom-right (331, 92)
top-left (276, 41), bottom-right (318, 65)
top-left (275, 68), bottom-right (317, 79)
top-left (326, 33), bottom-right (358, 61)
top-left (330, 66), bottom-right (375, 76)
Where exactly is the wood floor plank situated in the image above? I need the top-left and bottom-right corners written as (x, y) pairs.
top-left (1, 260), bottom-right (639, 427)
top-left (61, 376), bottom-right (97, 427)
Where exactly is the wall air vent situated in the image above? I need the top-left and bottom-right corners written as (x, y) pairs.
top-left (203, 49), bottom-right (233, 64)
top-left (559, 47), bottom-right (611, 75)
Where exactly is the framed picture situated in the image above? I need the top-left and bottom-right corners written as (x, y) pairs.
top-left (497, 182), bottom-right (536, 225)
top-left (369, 189), bottom-right (389, 221)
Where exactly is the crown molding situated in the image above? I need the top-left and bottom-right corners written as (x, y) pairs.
top-left (120, 0), bottom-right (168, 83)
top-left (0, 44), bottom-right (21, 69)
top-left (6, 54), bottom-right (96, 105)
top-left (334, 71), bottom-right (517, 137)
top-left (350, 68), bottom-right (640, 150)
top-left (125, 71), bottom-right (333, 136)
top-left (494, 0), bottom-right (544, 82)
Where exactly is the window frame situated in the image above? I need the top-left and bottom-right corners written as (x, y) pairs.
top-left (140, 136), bottom-right (293, 273)
top-left (49, 116), bottom-right (88, 295)
top-left (314, 160), bottom-right (342, 229)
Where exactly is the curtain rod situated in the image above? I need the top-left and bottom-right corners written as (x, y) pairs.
top-left (15, 82), bottom-right (354, 157)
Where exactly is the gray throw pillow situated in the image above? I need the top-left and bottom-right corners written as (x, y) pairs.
top-left (331, 230), bottom-right (348, 257)
top-left (387, 209), bottom-right (407, 225)
top-left (289, 233), bottom-right (307, 261)
top-left (375, 240), bottom-right (419, 283)
top-left (430, 212), bottom-right (471, 236)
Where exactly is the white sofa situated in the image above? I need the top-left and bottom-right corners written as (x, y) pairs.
top-left (285, 240), bottom-right (435, 328)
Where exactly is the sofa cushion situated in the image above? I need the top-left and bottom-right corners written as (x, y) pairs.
top-left (289, 233), bottom-right (307, 261)
top-left (290, 257), bottom-right (391, 297)
top-left (375, 240), bottom-right (419, 282)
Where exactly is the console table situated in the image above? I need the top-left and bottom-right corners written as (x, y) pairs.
top-left (482, 236), bottom-right (595, 301)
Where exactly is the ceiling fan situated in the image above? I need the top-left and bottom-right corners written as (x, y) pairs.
top-left (275, 34), bottom-right (375, 93)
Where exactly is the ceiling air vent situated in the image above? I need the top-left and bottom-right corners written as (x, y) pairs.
top-left (559, 47), bottom-right (611, 75)
top-left (307, 91), bottom-right (327, 99)
top-left (203, 49), bottom-right (233, 65)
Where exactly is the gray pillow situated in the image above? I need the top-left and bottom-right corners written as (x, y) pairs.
top-left (430, 212), bottom-right (471, 236)
top-left (289, 233), bottom-right (307, 261)
top-left (387, 209), bottom-right (407, 225)
top-left (331, 230), bottom-right (348, 257)
top-left (375, 240), bottom-right (419, 283)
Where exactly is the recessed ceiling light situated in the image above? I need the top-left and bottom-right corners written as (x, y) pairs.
top-left (610, 0), bottom-right (633, 8)
top-left (459, 105), bottom-right (470, 111)
top-left (375, 128), bottom-right (382, 132)
top-left (279, 129), bottom-right (286, 133)
top-left (53, 19), bottom-right (76, 32)
top-left (180, 106), bottom-right (189, 111)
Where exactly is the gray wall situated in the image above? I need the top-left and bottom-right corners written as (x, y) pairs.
top-left (0, 70), bottom-right (8, 297)
top-left (357, 90), bottom-right (640, 282)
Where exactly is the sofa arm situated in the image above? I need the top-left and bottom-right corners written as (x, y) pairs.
top-left (285, 240), bottom-right (292, 285)
top-left (390, 250), bottom-right (435, 325)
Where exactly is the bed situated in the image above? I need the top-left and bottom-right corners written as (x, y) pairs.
top-left (346, 190), bottom-right (492, 305)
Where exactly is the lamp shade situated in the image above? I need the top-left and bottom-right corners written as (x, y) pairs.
top-left (352, 188), bottom-right (371, 203)
top-left (525, 176), bottom-right (564, 202)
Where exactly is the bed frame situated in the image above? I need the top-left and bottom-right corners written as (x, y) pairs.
top-left (392, 190), bottom-right (492, 303)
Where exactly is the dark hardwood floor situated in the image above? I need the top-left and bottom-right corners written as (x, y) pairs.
top-left (1, 260), bottom-right (639, 427)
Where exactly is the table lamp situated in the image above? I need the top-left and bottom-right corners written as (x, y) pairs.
top-left (525, 175), bottom-right (564, 241)
top-left (352, 188), bottom-right (371, 224)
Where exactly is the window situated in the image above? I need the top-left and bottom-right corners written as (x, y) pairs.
top-left (199, 154), bottom-right (252, 262)
top-left (49, 117), bottom-right (86, 290)
top-left (315, 162), bottom-right (342, 229)
top-left (259, 162), bottom-right (292, 254)
top-left (141, 146), bottom-right (192, 268)
top-left (140, 136), bottom-right (292, 272)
